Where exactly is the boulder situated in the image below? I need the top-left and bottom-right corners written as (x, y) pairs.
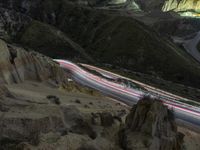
top-left (119, 97), bottom-right (184, 150)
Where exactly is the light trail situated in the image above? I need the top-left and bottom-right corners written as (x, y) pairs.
top-left (55, 59), bottom-right (200, 128)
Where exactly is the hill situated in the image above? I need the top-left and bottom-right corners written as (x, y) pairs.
top-left (31, 3), bottom-right (200, 88)
top-left (0, 1), bottom-right (200, 89)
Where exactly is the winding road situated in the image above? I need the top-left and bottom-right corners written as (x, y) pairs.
top-left (55, 59), bottom-right (200, 130)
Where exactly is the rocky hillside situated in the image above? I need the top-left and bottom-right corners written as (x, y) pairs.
top-left (132, 0), bottom-right (200, 14)
top-left (0, 39), bottom-right (68, 85)
top-left (162, 0), bottom-right (200, 13)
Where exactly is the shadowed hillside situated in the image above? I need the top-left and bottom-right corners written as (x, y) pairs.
top-left (198, 41), bottom-right (200, 52)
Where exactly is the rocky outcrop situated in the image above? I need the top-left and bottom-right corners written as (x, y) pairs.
top-left (119, 97), bottom-right (184, 150)
top-left (130, 0), bottom-right (200, 13)
top-left (162, 0), bottom-right (200, 13)
top-left (0, 39), bottom-right (68, 84)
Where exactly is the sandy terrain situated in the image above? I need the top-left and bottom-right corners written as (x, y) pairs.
top-left (6, 80), bottom-right (129, 113)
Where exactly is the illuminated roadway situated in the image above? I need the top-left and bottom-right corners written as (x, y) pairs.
top-left (54, 59), bottom-right (200, 130)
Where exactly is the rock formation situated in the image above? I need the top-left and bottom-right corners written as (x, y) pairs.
top-left (0, 39), bottom-right (68, 85)
top-left (130, 0), bottom-right (200, 13)
top-left (119, 97), bottom-right (184, 150)
top-left (162, 0), bottom-right (200, 13)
